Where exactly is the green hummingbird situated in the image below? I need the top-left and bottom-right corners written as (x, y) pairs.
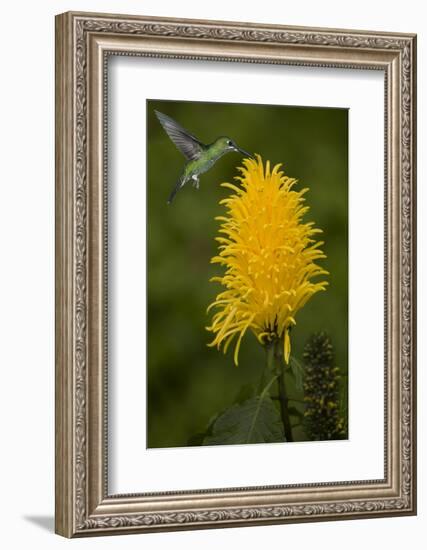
top-left (155, 110), bottom-right (254, 204)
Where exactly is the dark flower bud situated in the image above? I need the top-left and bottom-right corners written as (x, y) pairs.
top-left (303, 332), bottom-right (347, 441)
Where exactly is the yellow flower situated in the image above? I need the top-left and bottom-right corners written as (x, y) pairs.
top-left (206, 155), bottom-right (328, 366)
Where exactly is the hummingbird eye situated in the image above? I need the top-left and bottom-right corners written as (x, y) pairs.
top-left (227, 140), bottom-right (233, 146)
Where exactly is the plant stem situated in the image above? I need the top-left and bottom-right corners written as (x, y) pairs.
top-left (266, 342), bottom-right (275, 370)
top-left (258, 343), bottom-right (275, 394)
top-left (277, 373), bottom-right (294, 442)
top-left (274, 341), bottom-right (294, 442)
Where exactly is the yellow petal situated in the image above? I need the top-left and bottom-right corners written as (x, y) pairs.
top-left (284, 330), bottom-right (291, 364)
top-left (206, 156), bottom-right (327, 368)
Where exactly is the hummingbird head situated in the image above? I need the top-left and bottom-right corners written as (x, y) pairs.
top-left (216, 137), bottom-right (254, 159)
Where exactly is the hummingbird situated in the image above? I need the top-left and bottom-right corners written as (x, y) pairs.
top-left (154, 110), bottom-right (253, 204)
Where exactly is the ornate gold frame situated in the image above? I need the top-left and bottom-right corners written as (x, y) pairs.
top-left (55, 11), bottom-right (417, 537)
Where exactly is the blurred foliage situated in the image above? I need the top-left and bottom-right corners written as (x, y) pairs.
top-left (147, 99), bottom-right (348, 448)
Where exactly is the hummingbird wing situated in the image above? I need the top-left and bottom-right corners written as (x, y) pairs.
top-left (155, 110), bottom-right (205, 161)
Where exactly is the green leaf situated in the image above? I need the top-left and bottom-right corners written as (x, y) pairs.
top-left (203, 396), bottom-right (285, 445)
top-left (234, 383), bottom-right (256, 404)
top-left (187, 383), bottom-right (257, 445)
top-left (187, 432), bottom-right (207, 446)
top-left (186, 410), bottom-right (221, 446)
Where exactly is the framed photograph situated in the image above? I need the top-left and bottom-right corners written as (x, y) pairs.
top-left (55, 11), bottom-right (417, 537)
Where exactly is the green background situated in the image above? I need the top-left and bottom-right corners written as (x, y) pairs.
top-left (147, 99), bottom-right (348, 448)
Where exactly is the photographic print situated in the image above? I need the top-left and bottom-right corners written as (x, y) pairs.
top-left (147, 99), bottom-right (348, 448)
top-left (56, 12), bottom-right (416, 536)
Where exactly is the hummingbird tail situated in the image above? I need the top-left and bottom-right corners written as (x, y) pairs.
top-left (167, 176), bottom-right (185, 204)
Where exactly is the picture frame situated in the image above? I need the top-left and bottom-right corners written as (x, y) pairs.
top-left (55, 11), bottom-right (417, 537)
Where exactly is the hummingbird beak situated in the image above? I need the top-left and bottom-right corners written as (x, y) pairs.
top-left (234, 145), bottom-right (254, 159)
